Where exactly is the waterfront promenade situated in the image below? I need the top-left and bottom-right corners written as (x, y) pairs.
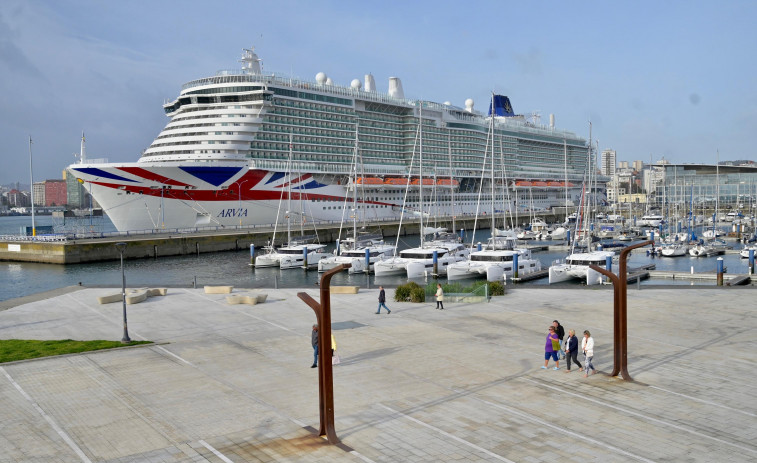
top-left (0, 285), bottom-right (755, 462)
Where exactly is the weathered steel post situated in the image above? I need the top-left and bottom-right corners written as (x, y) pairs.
top-left (297, 264), bottom-right (349, 444)
top-left (589, 240), bottom-right (653, 381)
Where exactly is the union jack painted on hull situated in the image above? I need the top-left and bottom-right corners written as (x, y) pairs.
top-left (69, 163), bottom-right (400, 231)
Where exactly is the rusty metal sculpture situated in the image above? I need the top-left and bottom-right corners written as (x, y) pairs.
top-left (297, 264), bottom-right (350, 444)
top-left (588, 240), bottom-right (653, 381)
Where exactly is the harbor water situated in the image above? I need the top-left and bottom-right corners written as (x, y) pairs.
top-left (1, 216), bottom-right (754, 302)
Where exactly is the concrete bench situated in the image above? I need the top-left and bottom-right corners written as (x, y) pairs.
top-left (225, 293), bottom-right (268, 306)
top-left (330, 286), bottom-right (359, 294)
top-left (204, 285), bottom-right (234, 294)
top-left (97, 288), bottom-right (168, 305)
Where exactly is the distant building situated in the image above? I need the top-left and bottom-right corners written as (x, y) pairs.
top-left (44, 179), bottom-right (67, 206)
top-left (600, 149), bottom-right (617, 177)
top-left (650, 163), bottom-right (757, 209)
top-left (618, 161), bottom-right (629, 169)
top-left (64, 169), bottom-right (85, 208)
top-left (33, 182), bottom-right (45, 206)
top-left (632, 160), bottom-right (644, 172)
top-left (7, 189), bottom-right (30, 207)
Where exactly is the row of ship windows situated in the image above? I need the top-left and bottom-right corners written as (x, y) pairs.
top-left (323, 205), bottom-right (388, 210)
top-left (156, 130), bottom-right (247, 141)
top-left (275, 99), bottom-right (352, 114)
top-left (171, 105), bottom-right (260, 117)
top-left (273, 108), bottom-right (354, 123)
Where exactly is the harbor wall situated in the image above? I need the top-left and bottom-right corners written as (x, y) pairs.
top-left (2, 213), bottom-right (556, 264)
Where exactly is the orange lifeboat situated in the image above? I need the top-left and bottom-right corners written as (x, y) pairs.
top-left (410, 178), bottom-right (434, 186)
top-left (547, 181), bottom-right (563, 187)
top-left (356, 177), bottom-right (383, 185)
top-left (531, 181), bottom-right (548, 187)
top-left (437, 179), bottom-right (459, 187)
top-left (385, 177), bottom-right (409, 186)
top-left (514, 181), bottom-right (533, 187)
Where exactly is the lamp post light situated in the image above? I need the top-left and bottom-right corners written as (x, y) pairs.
top-left (115, 242), bottom-right (131, 343)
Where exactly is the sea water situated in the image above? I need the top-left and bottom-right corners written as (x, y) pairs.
top-left (1, 216), bottom-right (753, 302)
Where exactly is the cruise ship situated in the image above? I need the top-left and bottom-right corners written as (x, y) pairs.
top-left (69, 47), bottom-right (592, 232)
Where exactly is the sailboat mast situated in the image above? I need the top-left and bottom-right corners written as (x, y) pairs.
top-left (287, 133), bottom-right (293, 245)
top-left (419, 103), bottom-right (424, 247)
top-left (448, 131), bottom-right (455, 233)
top-left (353, 129), bottom-right (358, 244)
top-left (490, 96), bottom-right (496, 234)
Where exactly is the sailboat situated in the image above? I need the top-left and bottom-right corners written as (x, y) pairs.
top-left (374, 103), bottom-right (469, 278)
top-left (549, 124), bottom-right (616, 285)
top-left (690, 152), bottom-right (729, 257)
top-left (447, 98), bottom-right (541, 281)
top-left (255, 135), bottom-right (330, 269)
top-left (318, 133), bottom-right (395, 273)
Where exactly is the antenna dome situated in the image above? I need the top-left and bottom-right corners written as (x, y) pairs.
top-left (350, 79), bottom-right (362, 89)
top-left (315, 72), bottom-right (327, 84)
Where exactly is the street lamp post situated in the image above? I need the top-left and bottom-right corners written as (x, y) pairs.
top-left (115, 242), bottom-right (131, 343)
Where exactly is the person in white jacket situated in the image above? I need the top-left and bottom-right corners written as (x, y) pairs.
top-left (581, 330), bottom-right (596, 377)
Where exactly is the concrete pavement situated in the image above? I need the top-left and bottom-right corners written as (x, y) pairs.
top-left (0, 285), bottom-right (755, 462)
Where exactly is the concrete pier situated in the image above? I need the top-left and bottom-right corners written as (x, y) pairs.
top-left (0, 211), bottom-right (572, 264)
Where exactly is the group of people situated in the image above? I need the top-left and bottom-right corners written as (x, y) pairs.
top-left (543, 320), bottom-right (596, 377)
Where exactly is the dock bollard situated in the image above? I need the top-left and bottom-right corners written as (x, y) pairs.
top-left (716, 257), bottom-right (724, 286)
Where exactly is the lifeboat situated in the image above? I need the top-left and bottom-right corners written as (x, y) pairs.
top-left (410, 178), bottom-right (434, 186)
top-left (547, 181), bottom-right (563, 187)
top-left (436, 179), bottom-right (460, 187)
top-left (531, 181), bottom-right (549, 187)
top-left (384, 177), bottom-right (409, 186)
top-left (356, 177), bottom-right (383, 186)
top-left (514, 181), bottom-right (533, 187)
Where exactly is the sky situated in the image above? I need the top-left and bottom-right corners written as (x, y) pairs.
top-left (1, 0), bottom-right (756, 185)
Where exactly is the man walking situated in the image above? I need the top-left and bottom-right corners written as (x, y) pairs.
top-left (376, 286), bottom-right (391, 314)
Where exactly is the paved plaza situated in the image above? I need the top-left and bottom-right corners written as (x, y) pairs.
top-left (0, 284), bottom-right (755, 462)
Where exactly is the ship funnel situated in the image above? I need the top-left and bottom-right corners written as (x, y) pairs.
top-left (388, 77), bottom-right (404, 99)
top-left (365, 73), bottom-right (376, 92)
top-left (487, 95), bottom-right (514, 117)
top-left (550, 113), bottom-right (555, 128)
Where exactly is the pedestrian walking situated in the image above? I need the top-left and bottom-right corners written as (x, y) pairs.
top-left (564, 329), bottom-right (583, 372)
top-left (582, 330), bottom-right (596, 377)
top-left (376, 286), bottom-right (391, 314)
top-left (311, 324), bottom-right (319, 368)
top-left (435, 284), bottom-right (444, 310)
top-left (553, 320), bottom-right (565, 359)
top-left (542, 326), bottom-right (561, 370)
